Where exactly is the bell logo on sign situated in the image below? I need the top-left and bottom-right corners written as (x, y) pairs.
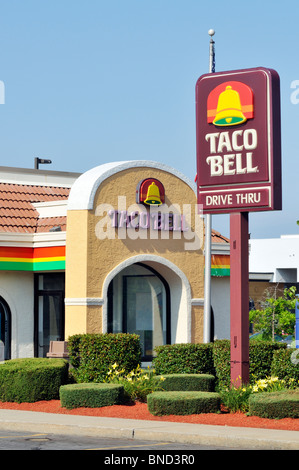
top-left (207, 81), bottom-right (254, 127)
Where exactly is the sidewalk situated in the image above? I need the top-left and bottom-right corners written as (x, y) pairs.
top-left (0, 409), bottom-right (298, 450)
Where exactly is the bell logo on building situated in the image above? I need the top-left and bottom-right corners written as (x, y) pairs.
top-left (136, 178), bottom-right (165, 206)
top-left (207, 81), bottom-right (254, 127)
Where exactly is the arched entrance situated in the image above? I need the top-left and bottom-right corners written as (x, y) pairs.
top-left (107, 263), bottom-right (170, 361)
top-left (0, 297), bottom-right (11, 360)
top-left (65, 161), bottom-right (205, 343)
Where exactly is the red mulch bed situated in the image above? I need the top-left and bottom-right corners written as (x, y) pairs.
top-left (0, 400), bottom-right (298, 431)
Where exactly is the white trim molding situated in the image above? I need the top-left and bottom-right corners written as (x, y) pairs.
top-left (0, 231), bottom-right (66, 248)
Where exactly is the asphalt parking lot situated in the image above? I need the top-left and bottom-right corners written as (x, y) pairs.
top-left (0, 429), bottom-right (239, 451)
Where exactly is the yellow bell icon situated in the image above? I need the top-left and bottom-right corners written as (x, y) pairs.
top-left (213, 85), bottom-right (246, 126)
top-left (144, 182), bottom-right (162, 205)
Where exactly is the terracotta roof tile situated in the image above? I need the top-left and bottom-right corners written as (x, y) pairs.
top-left (0, 183), bottom-right (70, 233)
top-left (36, 217), bottom-right (67, 233)
top-left (211, 229), bottom-right (230, 243)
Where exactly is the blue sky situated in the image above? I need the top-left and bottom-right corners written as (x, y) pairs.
top-left (0, 0), bottom-right (298, 239)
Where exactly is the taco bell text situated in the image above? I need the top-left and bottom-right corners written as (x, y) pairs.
top-left (205, 128), bottom-right (258, 177)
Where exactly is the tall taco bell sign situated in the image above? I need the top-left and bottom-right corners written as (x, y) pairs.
top-left (196, 67), bottom-right (282, 386)
top-left (196, 67), bottom-right (282, 214)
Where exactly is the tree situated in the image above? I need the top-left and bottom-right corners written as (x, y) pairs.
top-left (249, 285), bottom-right (296, 340)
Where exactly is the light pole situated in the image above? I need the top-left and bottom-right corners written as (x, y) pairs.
top-left (34, 157), bottom-right (52, 170)
top-left (203, 29), bottom-right (215, 343)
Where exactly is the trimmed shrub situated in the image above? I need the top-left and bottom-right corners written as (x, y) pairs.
top-left (248, 390), bottom-right (299, 419)
top-left (249, 341), bottom-right (286, 382)
top-left (271, 348), bottom-right (299, 383)
top-left (59, 383), bottom-right (124, 409)
top-left (147, 391), bottom-right (221, 416)
top-left (153, 374), bottom-right (215, 392)
top-left (0, 358), bottom-right (69, 403)
top-left (67, 333), bottom-right (141, 383)
top-left (67, 334), bottom-right (81, 369)
top-left (153, 343), bottom-right (215, 376)
top-left (212, 339), bottom-right (287, 389)
top-left (212, 340), bottom-right (231, 390)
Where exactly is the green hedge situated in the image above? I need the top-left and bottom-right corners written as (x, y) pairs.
top-left (59, 383), bottom-right (124, 409)
top-left (153, 343), bottom-right (215, 376)
top-left (147, 391), bottom-right (221, 416)
top-left (212, 340), bottom-right (287, 389)
top-left (248, 390), bottom-right (299, 419)
top-left (67, 336), bottom-right (293, 391)
top-left (212, 341), bottom-right (231, 390)
top-left (0, 358), bottom-right (69, 403)
top-left (67, 333), bottom-right (141, 383)
top-left (249, 341), bottom-right (286, 382)
top-left (271, 348), bottom-right (299, 382)
top-left (153, 374), bottom-right (215, 392)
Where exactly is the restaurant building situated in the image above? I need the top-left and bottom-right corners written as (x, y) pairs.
top-left (0, 161), bottom-right (230, 362)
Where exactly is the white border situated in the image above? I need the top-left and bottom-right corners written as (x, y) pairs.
top-left (67, 160), bottom-right (196, 211)
top-left (200, 185), bottom-right (271, 211)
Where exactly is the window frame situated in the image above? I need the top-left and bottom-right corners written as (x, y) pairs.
top-left (34, 273), bottom-right (65, 358)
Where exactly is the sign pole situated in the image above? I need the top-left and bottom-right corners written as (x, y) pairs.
top-left (229, 212), bottom-right (250, 385)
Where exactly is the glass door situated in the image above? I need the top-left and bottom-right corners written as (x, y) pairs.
top-left (37, 292), bottom-right (64, 358)
top-left (124, 275), bottom-right (166, 360)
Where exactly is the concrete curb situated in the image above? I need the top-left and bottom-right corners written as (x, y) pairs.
top-left (0, 409), bottom-right (298, 450)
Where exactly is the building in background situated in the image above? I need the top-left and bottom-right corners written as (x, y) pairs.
top-left (0, 166), bottom-right (79, 359)
top-left (249, 235), bottom-right (299, 309)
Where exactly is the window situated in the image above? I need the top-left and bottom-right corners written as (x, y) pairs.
top-left (34, 273), bottom-right (65, 357)
top-left (108, 263), bottom-right (170, 361)
top-left (0, 297), bottom-right (11, 360)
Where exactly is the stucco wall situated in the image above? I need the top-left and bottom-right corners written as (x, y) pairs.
top-left (65, 163), bottom-right (205, 343)
top-left (0, 271), bottom-right (34, 358)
